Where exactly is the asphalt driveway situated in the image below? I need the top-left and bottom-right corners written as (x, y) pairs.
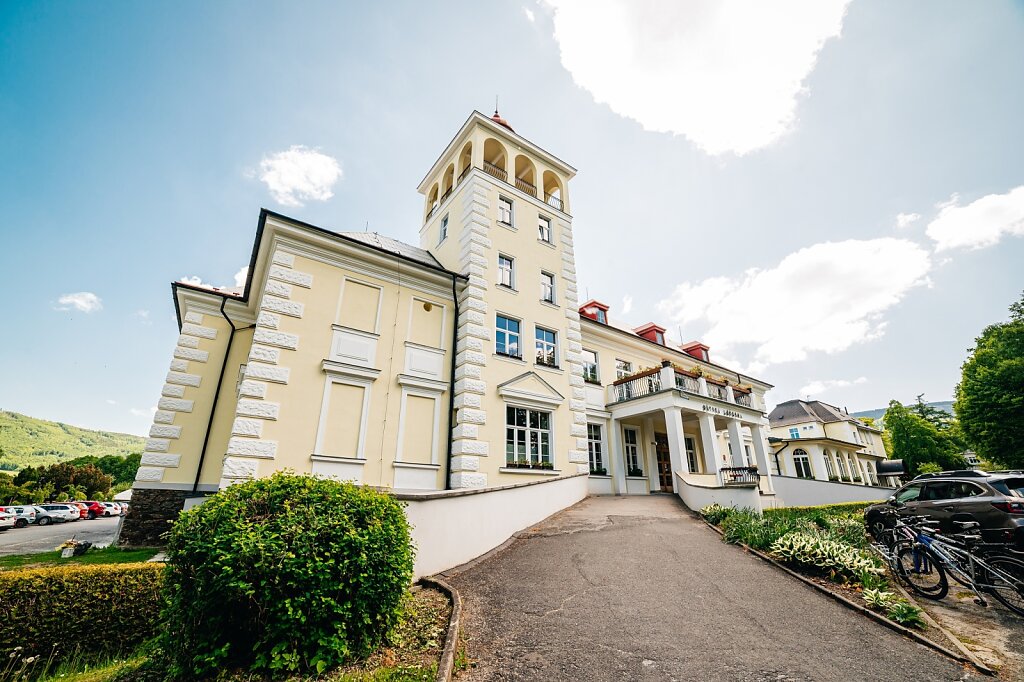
top-left (448, 496), bottom-right (981, 681)
top-left (0, 516), bottom-right (122, 556)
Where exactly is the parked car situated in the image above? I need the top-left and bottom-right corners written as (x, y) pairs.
top-left (4, 505), bottom-right (38, 528)
top-left (33, 505), bottom-right (58, 525)
top-left (77, 501), bottom-right (107, 520)
top-left (865, 469), bottom-right (1024, 549)
top-left (37, 504), bottom-right (80, 523)
top-left (0, 508), bottom-right (14, 531)
top-left (101, 502), bottom-right (123, 517)
top-left (66, 502), bottom-right (89, 520)
top-left (117, 502), bottom-right (130, 515)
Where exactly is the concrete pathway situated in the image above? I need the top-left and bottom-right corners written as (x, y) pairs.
top-left (0, 516), bottom-right (121, 556)
top-left (449, 496), bottom-right (981, 681)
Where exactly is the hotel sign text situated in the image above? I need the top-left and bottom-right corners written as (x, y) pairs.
top-left (702, 404), bottom-right (743, 420)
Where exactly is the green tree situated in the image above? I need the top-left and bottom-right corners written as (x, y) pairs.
top-left (883, 400), bottom-right (966, 476)
top-left (955, 292), bottom-right (1024, 468)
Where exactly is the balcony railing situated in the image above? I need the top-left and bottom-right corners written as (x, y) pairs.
top-left (706, 383), bottom-right (729, 401)
top-left (515, 176), bottom-right (538, 198)
top-left (721, 466), bottom-right (760, 486)
top-left (675, 373), bottom-right (701, 394)
top-left (483, 161), bottom-right (507, 183)
top-left (612, 369), bottom-right (662, 402)
top-left (544, 192), bottom-right (563, 211)
top-left (457, 165), bottom-right (471, 185)
top-left (734, 392), bottom-right (752, 407)
top-left (439, 186), bottom-right (453, 206)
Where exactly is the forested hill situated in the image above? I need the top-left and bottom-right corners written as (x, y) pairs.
top-left (0, 410), bottom-right (145, 470)
top-left (851, 401), bottom-right (954, 423)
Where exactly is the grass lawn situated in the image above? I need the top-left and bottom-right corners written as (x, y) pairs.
top-left (0, 546), bottom-right (160, 571)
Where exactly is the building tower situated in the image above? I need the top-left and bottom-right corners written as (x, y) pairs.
top-left (416, 111), bottom-right (587, 488)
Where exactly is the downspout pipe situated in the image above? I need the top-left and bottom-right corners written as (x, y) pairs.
top-left (768, 437), bottom-right (789, 478)
top-left (192, 298), bottom-right (240, 494)
top-left (444, 274), bottom-right (460, 490)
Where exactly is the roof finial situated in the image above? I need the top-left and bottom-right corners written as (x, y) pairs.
top-left (495, 94), bottom-right (499, 116)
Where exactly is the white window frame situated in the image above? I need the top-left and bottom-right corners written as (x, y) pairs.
top-left (495, 314), bottom-right (522, 359)
top-left (615, 359), bottom-right (633, 380)
top-left (596, 309), bottom-right (607, 324)
top-left (624, 427), bottom-right (641, 473)
top-left (587, 423), bottom-right (604, 472)
top-left (505, 405), bottom-right (552, 465)
top-left (498, 196), bottom-right (514, 226)
top-left (535, 326), bottom-right (558, 367)
top-left (581, 349), bottom-right (599, 384)
top-left (685, 436), bottom-right (699, 473)
top-left (438, 213), bottom-right (448, 245)
top-left (498, 253), bottom-right (515, 289)
top-left (540, 270), bottom-right (555, 304)
top-left (793, 449), bottom-right (813, 479)
top-left (824, 452), bottom-right (835, 479)
top-left (788, 427), bottom-right (799, 439)
top-left (538, 215), bottom-right (552, 243)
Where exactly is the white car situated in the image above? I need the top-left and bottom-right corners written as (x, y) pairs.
top-left (37, 504), bottom-right (80, 523)
top-left (101, 502), bottom-right (123, 517)
top-left (4, 505), bottom-right (37, 528)
top-left (0, 508), bottom-right (15, 531)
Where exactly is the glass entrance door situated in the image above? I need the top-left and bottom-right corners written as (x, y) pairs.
top-left (654, 433), bottom-right (672, 492)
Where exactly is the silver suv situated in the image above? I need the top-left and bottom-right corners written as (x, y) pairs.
top-left (865, 469), bottom-right (1024, 549)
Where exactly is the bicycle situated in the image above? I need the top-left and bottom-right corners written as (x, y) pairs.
top-left (896, 520), bottom-right (1024, 616)
top-left (869, 512), bottom-right (947, 598)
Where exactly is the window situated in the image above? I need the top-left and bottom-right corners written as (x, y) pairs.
top-left (685, 436), bottom-right (699, 473)
top-left (744, 445), bottom-right (752, 467)
top-left (624, 428), bottom-right (641, 473)
top-left (596, 309), bottom-right (607, 324)
top-left (498, 254), bottom-right (515, 289)
top-left (581, 349), bottom-right (599, 384)
top-left (587, 423), bottom-right (604, 472)
top-left (655, 331), bottom-right (665, 345)
top-left (439, 214), bottom-right (448, 244)
top-left (788, 427), bottom-right (799, 439)
top-left (824, 453), bottom-right (835, 479)
top-left (793, 449), bottom-right (813, 479)
top-left (895, 483), bottom-right (923, 504)
top-left (540, 271), bottom-right (555, 303)
top-left (495, 315), bottom-right (521, 358)
top-left (615, 359), bottom-right (633, 380)
top-left (535, 327), bottom-right (558, 367)
top-left (538, 215), bottom-right (552, 243)
top-left (498, 196), bottom-right (513, 226)
top-left (506, 406), bottom-right (551, 465)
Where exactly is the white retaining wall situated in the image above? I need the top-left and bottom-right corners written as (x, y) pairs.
top-left (675, 473), bottom-right (763, 513)
top-left (401, 472), bottom-right (589, 578)
top-left (767, 475), bottom-right (894, 508)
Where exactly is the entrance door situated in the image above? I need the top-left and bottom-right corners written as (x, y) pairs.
top-left (654, 433), bottom-right (672, 492)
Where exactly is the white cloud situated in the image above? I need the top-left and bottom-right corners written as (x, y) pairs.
top-left (233, 266), bottom-right (249, 289)
top-left (657, 238), bottom-right (932, 371)
top-left (258, 145), bottom-right (342, 207)
top-left (545, 0), bottom-right (850, 156)
top-left (799, 376), bottom-right (867, 397)
top-left (134, 309), bottom-right (151, 325)
top-left (925, 185), bottom-right (1024, 252)
top-left (178, 275), bottom-right (215, 289)
top-left (621, 294), bottom-right (633, 315)
top-left (55, 292), bottom-right (103, 313)
top-left (523, 6), bottom-right (535, 22)
top-left (130, 407), bottom-right (156, 418)
top-left (106, 399), bottom-right (118, 405)
top-left (895, 212), bottom-right (920, 229)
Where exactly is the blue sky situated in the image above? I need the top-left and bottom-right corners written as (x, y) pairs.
top-left (2, 1), bottom-right (1022, 436)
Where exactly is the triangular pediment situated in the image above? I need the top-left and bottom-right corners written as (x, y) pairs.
top-left (497, 371), bottom-right (565, 407)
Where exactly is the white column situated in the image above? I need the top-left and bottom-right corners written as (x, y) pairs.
top-left (643, 415), bottom-right (658, 491)
top-left (610, 419), bottom-right (627, 495)
top-left (726, 419), bottom-right (746, 468)
top-left (663, 406), bottom-right (687, 493)
top-left (697, 412), bottom-right (722, 481)
top-left (749, 423), bottom-right (774, 493)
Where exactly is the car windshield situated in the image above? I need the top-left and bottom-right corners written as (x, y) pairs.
top-left (991, 478), bottom-right (1024, 498)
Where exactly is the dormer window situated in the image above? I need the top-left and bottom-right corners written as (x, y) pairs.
top-left (655, 331), bottom-right (665, 345)
top-left (596, 309), bottom-right (606, 324)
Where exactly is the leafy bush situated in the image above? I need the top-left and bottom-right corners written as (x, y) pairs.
top-left (721, 509), bottom-right (800, 551)
top-left (886, 600), bottom-right (926, 628)
top-left (858, 568), bottom-right (890, 591)
top-left (160, 472), bottom-right (415, 678)
top-left (862, 588), bottom-right (897, 610)
top-left (769, 532), bottom-right (884, 580)
top-left (699, 503), bottom-right (734, 525)
top-left (0, 563), bottom-right (164, 673)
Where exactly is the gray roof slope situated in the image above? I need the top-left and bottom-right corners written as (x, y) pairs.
top-left (339, 232), bottom-right (442, 269)
top-left (770, 399), bottom-right (853, 427)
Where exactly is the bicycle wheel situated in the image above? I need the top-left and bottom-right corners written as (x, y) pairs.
top-left (984, 555), bottom-right (1024, 617)
top-left (895, 543), bottom-right (948, 599)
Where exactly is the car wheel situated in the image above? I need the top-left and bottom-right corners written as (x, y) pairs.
top-left (15, 519), bottom-right (27, 528)
top-left (38, 517), bottom-right (51, 526)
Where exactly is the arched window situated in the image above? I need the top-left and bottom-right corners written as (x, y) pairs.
top-left (542, 170), bottom-right (563, 210)
top-left (793, 449), bottom-right (813, 479)
top-left (823, 449), bottom-right (835, 479)
top-left (441, 163), bottom-right (455, 198)
top-left (457, 141), bottom-right (473, 179)
top-left (483, 138), bottom-right (508, 181)
top-left (513, 154), bottom-right (537, 197)
top-left (425, 183), bottom-right (439, 221)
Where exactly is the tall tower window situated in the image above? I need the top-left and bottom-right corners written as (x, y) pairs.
top-left (438, 214), bottom-right (448, 245)
top-left (498, 254), bottom-right (515, 289)
top-left (498, 196), bottom-right (514, 226)
top-left (581, 349), bottom-right (599, 383)
top-left (540, 271), bottom-right (555, 303)
top-left (538, 216), bottom-right (552, 243)
top-left (496, 315), bottom-right (521, 358)
top-left (535, 327), bottom-right (558, 367)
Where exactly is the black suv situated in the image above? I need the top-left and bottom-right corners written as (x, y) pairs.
top-left (865, 470), bottom-right (1024, 550)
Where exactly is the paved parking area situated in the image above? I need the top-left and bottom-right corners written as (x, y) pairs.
top-left (449, 496), bottom-right (982, 681)
top-left (0, 516), bottom-right (122, 556)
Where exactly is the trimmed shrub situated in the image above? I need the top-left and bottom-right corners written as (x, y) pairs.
top-left (698, 503), bottom-right (734, 525)
top-left (160, 472), bottom-right (415, 678)
top-left (0, 563), bottom-right (164, 671)
top-left (769, 532), bottom-right (884, 580)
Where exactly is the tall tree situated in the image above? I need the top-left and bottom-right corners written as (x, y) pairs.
top-left (955, 292), bottom-right (1024, 468)
top-left (883, 400), bottom-right (966, 475)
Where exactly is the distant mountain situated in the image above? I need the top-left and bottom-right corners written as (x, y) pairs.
top-left (851, 400), bottom-right (954, 424)
top-left (0, 410), bottom-right (145, 470)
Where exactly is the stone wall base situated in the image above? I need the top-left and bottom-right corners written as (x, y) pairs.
top-left (118, 488), bottom-right (201, 547)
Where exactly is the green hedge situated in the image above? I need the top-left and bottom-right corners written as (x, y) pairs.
top-left (0, 562), bottom-right (164, 669)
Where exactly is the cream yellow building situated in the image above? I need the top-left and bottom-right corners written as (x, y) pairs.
top-left (122, 111), bottom-right (781, 543)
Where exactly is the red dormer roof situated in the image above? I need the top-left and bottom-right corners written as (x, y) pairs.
top-left (680, 341), bottom-right (710, 361)
top-left (578, 299), bottom-right (609, 322)
top-left (634, 322), bottom-right (666, 345)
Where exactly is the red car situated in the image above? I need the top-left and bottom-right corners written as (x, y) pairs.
top-left (66, 502), bottom-right (89, 520)
top-left (77, 501), bottom-right (107, 520)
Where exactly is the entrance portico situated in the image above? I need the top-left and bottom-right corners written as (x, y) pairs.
top-left (599, 362), bottom-right (774, 497)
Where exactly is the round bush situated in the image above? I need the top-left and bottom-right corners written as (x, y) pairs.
top-left (160, 472), bottom-right (415, 677)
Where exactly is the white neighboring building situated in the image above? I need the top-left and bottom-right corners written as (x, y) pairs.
top-left (768, 400), bottom-right (898, 489)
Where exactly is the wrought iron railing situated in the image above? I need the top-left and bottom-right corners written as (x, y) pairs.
top-left (457, 165), bottom-right (471, 185)
top-left (515, 177), bottom-right (538, 197)
top-left (483, 161), bottom-right (507, 183)
top-left (613, 370), bottom-right (662, 402)
top-left (721, 466), bottom-right (760, 486)
top-left (544, 192), bottom-right (563, 211)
